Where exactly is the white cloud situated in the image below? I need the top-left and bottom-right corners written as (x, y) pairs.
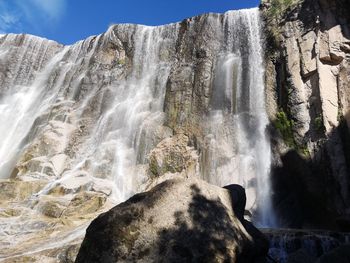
top-left (1, 13), bottom-right (18, 25)
top-left (0, 0), bottom-right (66, 33)
top-left (0, 10), bottom-right (20, 33)
top-left (30, 0), bottom-right (66, 21)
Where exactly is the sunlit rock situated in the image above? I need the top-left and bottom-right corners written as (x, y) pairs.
top-left (76, 177), bottom-right (268, 263)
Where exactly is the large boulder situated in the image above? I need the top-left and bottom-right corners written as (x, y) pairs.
top-left (75, 177), bottom-right (267, 263)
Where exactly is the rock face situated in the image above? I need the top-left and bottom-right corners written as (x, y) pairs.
top-left (148, 134), bottom-right (198, 178)
top-left (75, 177), bottom-right (268, 263)
top-left (0, 8), bottom-right (274, 262)
top-left (262, 0), bottom-right (350, 228)
top-left (0, 178), bottom-right (112, 263)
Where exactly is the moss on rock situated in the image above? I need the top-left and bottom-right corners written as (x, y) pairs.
top-left (274, 110), bottom-right (296, 148)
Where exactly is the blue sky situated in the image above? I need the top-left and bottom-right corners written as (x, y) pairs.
top-left (0, 0), bottom-right (260, 45)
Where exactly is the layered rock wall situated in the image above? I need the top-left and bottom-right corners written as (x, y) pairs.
top-left (262, 0), bottom-right (350, 228)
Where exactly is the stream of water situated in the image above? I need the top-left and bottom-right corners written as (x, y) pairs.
top-left (0, 8), bottom-right (276, 258)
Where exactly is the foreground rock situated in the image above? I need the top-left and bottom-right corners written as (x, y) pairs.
top-left (75, 177), bottom-right (268, 263)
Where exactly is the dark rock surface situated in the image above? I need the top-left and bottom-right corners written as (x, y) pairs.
top-left (75, 178), bottom-right (268, 263)
top-left (317, 244), bottom-right (350, 263)
top-left (264, 228), bottom-right (350, 263)
top-left (262, 0), bottom-right (350, 229)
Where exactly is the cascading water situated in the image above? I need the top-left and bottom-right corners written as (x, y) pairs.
top-left (203, 8), bottom-right (276, 227)
top-left (96, 25), bottom-right (178, 201)
top-left (0, 8), bottom-right (276, 259)
top-left (0, 24), bottom-right (178, 199)
top-left (0, 25), bottom-right (179, 258)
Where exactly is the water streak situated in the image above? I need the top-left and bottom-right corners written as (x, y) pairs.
top-left (203, 9), bottom-right (276, 226)
top-left (0, 11), bottom-right (276, 257)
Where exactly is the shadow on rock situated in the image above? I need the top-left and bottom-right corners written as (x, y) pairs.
top-left (75, 178), bottom-right (268, 263)
top-left (270, 115), bottom-right (350, 230)
top-left (157, 184), bottom-right (250, 262)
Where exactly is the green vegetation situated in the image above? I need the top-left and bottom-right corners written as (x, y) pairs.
top-left (264, 0), bottom-right (301, 48)
top-left (299, 144), bottom-right (310, 158)
top-left (274, 109), bottom-right (313, 158)
top-left (314, 115), bottom-right (325, 132)
top-left (337, 107), bottom-right (343, 121)
top-left (266, 0), bottom-right (300, 22)
top-left (117, 58), bottom-right (126, 65)
top-left (274, 110), bottom-right (296, 148)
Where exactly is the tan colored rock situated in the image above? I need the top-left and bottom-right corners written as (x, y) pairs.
top-left (50, 154), bottom-right (68, 175)
top-left (0, 185), bottom-right (112, 262)
top-left (319, 27), bottom-right (346, 65)
top-left (263, 0), bottom-right (350, 224)
top-left (338, 64), bottom-right (350, 128)
top-left (318, 62), bottom-right (339, 132)
top-left (264, 58), bottom-right (278, 121)
top-left (0, 180), bottom-right (47, 203)
top-left (298, 31), bottom-right (317, 77)
top-left (63, 191), bottom-right (107, 217)
top-left (328, 25), bottom-right (346, 63)
top-left (0, 243), bottom-right (80, 263)
top-left (148, 134), bottom-right (198, 178)
top-left (319, 31), bottom-right (332, 63)
top-left (37, 198), bottom-right (68, 218)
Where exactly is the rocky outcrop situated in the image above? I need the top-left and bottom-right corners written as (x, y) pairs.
top-left (262, 0), bottom-right (350, 228)
top-left (0, 178), bottom-right (112, 262)
top-left (148, 134), bottom-right (198, 179)
top-left (75, 177), bottom-right (268, 263)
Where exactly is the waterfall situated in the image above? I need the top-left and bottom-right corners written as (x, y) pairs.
top-left (0, 35), bottom-right (66, 179)
top-left (204, 8), bottom-right (276, 226)
top-left (0, 8), bottom-right (275, 233)
top-left (0, 25), bottom-right (178, 201)
top-left (101, 25), bottom-right (179, 201)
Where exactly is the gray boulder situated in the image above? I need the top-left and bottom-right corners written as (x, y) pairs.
top-left (75, 177), bottom-right (267, 263)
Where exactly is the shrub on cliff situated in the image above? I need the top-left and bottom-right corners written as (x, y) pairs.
top-left (262, 0), bottom-right (302, 48)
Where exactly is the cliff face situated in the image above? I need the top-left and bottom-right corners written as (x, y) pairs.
top-left (0, 9), bottom-right (273, 262)
top-left (262, 0), bottom-right (350, 228)
top-left (1, 1), bottom-right (349, 261)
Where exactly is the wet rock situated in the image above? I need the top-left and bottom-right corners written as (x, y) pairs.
top-left (38, 199), bottom-right (67, 218)
top-left (148, 134), bottom-right (198, 177)
top-left (63, 191), bottom-right (107, 217)
top-left (286, 249), bottom-right (316, 263)
top-left (264, 229), bottom-right (350, 263)
top-left (0, 180), bottom-right (47, 203)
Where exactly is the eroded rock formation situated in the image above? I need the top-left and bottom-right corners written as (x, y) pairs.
top-left (262, 0), bottom-right (350, 228)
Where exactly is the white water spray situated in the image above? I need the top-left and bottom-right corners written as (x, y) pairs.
top-left (204, 9), bottom-right (276, 227)
top-left (0, 10), bottom-right (276, 259)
